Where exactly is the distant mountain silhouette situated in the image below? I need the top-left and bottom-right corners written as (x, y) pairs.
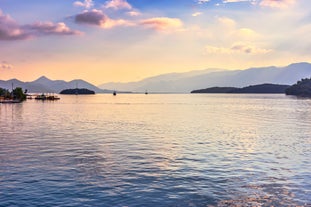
top-left (98, 62), bottom-right (311, 93)
top-left (0, 76), bottom-right (112, 93)
top-left (191, 84), bottom-right (290, 94)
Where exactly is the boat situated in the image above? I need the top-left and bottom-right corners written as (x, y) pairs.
top-left (35, 94), bottom-right (60, 100)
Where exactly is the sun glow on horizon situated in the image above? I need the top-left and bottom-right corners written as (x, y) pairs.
top-left (1, 0), bottom-right (311, 84)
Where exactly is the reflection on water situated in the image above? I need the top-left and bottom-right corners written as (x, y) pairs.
top-left (0, 94), bottom-right (310, 206)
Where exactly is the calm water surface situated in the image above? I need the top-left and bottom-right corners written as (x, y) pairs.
top-left (0, 94), bottom-right (310, 206)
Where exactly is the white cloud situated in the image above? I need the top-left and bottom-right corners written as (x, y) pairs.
top-left (104, 0), bottom-right (132, 10)
top-left (217, 16), bottom-right (236, 28)
top-left (260, 0), bottom-right (296, 9)
top-left (74, 0), bottom-right (94, 9)
top-left (127, 11), bottom-right (141, 17)
top-left (192, 12), bottom-right (203, 17)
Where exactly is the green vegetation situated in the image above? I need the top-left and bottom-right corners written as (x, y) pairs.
top-left (285, 78), bottom-right (311, 97)
top-left (12, 87), bottom-right (27, 100)
top-left (0, 87), bottom-right (27, 103)
top-left (60, 88), bottom-right (95, 95)
top-left (0, 88), bottom-right (10, 98)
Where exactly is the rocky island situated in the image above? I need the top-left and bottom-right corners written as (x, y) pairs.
top-left (60, 88), bottom-right (95, 95)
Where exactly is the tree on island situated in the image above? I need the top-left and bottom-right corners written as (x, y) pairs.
top-left (12, 87), bottom-right (27, 101)
top-left (285, 78), bottom-right (311, 97)
top-left (0, 87), bottom-right (27, 102)
top-left (60, 88), bottom-right (95, 95)
top-left (0, 88), bottom-right (10, 98)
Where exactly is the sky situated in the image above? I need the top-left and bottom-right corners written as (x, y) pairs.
top-left (1, 0), bottom-right (311, 84)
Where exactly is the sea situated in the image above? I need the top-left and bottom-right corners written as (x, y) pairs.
top-left (0, 94), bottom-right (310, 206)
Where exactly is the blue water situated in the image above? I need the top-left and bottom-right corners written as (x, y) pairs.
top-left (0, 94), bottom-right (310, 206)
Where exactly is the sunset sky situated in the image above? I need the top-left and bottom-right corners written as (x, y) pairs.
top-left (1, 0), bottom-right (311, 84)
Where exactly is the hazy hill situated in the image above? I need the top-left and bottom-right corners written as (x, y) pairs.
top-left (98, 62), bottom-right (311, 93)
top-left (98, 68), bottom-right (223, 92)
top-left (0, 76), bottom-right (112, 93)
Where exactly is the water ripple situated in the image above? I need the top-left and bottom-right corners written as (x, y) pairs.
top-left (0, 94), bottom-right (310, 206)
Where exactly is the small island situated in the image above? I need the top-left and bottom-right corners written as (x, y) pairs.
top-left (191, 84), bottom-right (290, 94)
top-left (285, 78), bottom-right (311, 97)
top-left (60, 88), bottom-right (95, 95)
top-left (0, 87), bottom-right (27, 103)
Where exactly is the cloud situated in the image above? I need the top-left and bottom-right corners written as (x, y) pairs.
top-left (231, 42), bottom-right (271, 54)
top-left (192, 12), bottom-right (203, 17)
top-left (260, 0), bottom-right (296, 8)
top-left (205, 42), bottom-right (271, 54)
top-left (104, 0), bottom-right (132, 10)
top-left (0, 61), bottom-right (13, 69)
top-left (223, 0), bottom-right (253, 2)
top-left (0, 10), bottom-right (30, 40)
top-left (0, 10), bottom-right (81, 41)
top-left (74, 9), bottom-right (132, 28)
top-left (140, 17), bottom-right (183, 31)
top-left (127, 11), bottom-right (141, 17)
top-left (197, 0), bottom-right (210, 4)
top-left (205, 45), bottom-right (232, 54)
top-left (217, 16), bottom-right (236, 28)
top-left (234, 28), bottom-right (259, 39)
top-left (26, 22), bottom-right (82, 36)
top-left (74, 0), bottom-right (94, 9)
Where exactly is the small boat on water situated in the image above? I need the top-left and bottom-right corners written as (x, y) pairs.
top-left (35, 94), bottom-right (60, 100)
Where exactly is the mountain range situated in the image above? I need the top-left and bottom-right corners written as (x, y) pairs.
top-left (98, 62), bottom-right (311, 93)
top-left (0, 76), bottom-right (112, 93)
top-left (1, 62), bottom-right (311, 94)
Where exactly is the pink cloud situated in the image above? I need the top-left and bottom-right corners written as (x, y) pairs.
top-left (26, 22), bottom-right (82, 36)
top-left (140, 17), bottom-right (183, 31)
top-left (73, 0), bottom-right (94, 9)
top-left (0, 61), bottom-right (13, 69)
top-left (127, 11), bottom-right (141, 17)
top-left (260, 0), bottom-right (296, 8)
top-left (0, 10), bottom-right (81, 41)
top-left (74, 9), bottom-right (132, 28)
top-left (0, 10), bottom-right (30, 40)
top-left (104, 0), bottom-right (132, 10)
